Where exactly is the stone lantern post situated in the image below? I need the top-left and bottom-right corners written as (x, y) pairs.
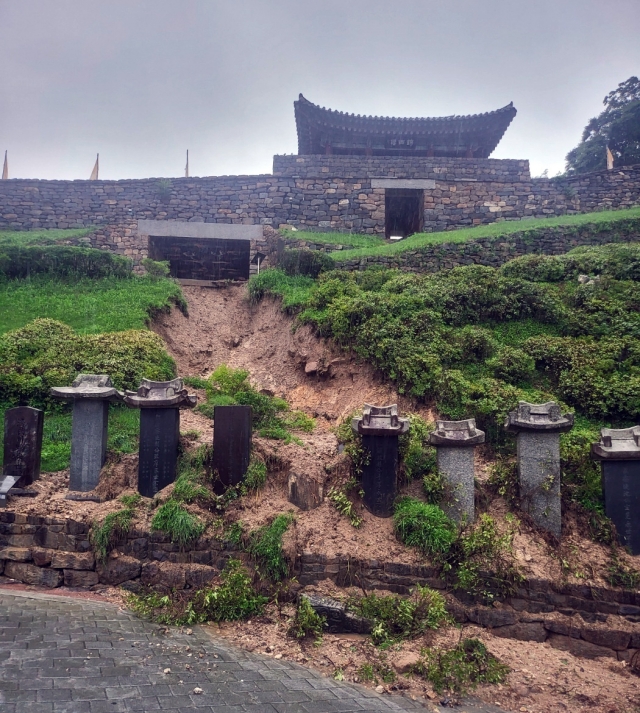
top-left (352, 404), bottom-right (409, 517)
top-left (505, 401), bottom-right (574, 538)
top-left (51, 375), bottom-right (123, 492)
top-left (592, 426), bottom-right (640, 555)
top-left (429, 419), bottom-right (485, 525)
top-left (124, 378), bottom-right (196, 497)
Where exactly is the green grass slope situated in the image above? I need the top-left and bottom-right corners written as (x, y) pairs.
top-left (330, 206), bottom-right (640, 261)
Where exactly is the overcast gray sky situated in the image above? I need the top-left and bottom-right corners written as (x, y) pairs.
top-left (1, 0), bottom-right (639, 180)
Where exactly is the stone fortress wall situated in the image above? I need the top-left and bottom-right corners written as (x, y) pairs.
top-left (0, 157), bottom-right (639, 264)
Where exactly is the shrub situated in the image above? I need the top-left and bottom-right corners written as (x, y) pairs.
top-left (0, 318), bottom-right (175, 406)
top-left (277, 248), bottom-right (335, 278)
top-left (327, 485), bottom-right (362, 528)
top-left (486, 346), bottom-right (536, 384)
top-left (128, 558), bottom-right (267, 624)
top-left (393, 497), bottom-right (456, 556)
top-left (0, 244), bottom-right (132, 279)
top-left (288, 596), bottom-right (326, 643)
top-left (246, 513), bottom-right (295, 582)
top-left (151, 500), bottom-right (206, 547)
top-left (348, 586), bottom-right (451, 646)
top-left (415, 639), bottom-right (509, 695)
top-left (141, 257), bottom-right (171, 278)
top-left (242, 457), bottom-right (267, 493)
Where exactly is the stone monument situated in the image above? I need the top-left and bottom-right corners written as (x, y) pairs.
top-left (429, 418), bottom-right (485, 524)
top-left (213, 405), bottom-right (252, 489)
top-left (124, 378), bottom-right (197, 497)
top-left (592, 426), bottom-right (640, 554)
top-left (352, 404), bottom-right (409, 517)
top-left (505, 401), bottom-right (574, 538)
top-left (0, 406), bottom-right (44, 506)
top-left (51, 375), bottom-right (123, 492)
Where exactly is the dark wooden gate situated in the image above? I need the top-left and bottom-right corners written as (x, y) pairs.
top-left (148, 236), bottom-right (250, 281)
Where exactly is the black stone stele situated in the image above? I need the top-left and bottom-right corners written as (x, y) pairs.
top-left (3, 406), bottom-right (44, 487)
top-left (352, 404), bottom-right (409, 517)
top-left (51, 375), bottom-right (123, 493)
top-left (124, 378), bottom-right (197, 498)
top-left (592, 426), bottom-right (640, 555)
top-left (213, 405), bottom-right (252, 489)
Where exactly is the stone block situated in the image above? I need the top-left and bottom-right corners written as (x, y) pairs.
top-left (50, 551), bottom-right (95, 570)
top-left (185, 564), bottom-right (218, 589)
top-left (467, 607), bottom-right (518, 628)
top-left (97, 556), bottom-right (142, 585)
top-left (288, 471), bottom-right (324, 510)
top-left (547, 633), bottom-right (616, 659)
top-left (581, 627), bottom-right (630, 651)
top-left (492, 622), bottom-right (547, 642)
top-left (544, 619), bottom-right (581, 638)
top-left (63, 570), bottom-right (99, 587)
top-left (69, 399), bottom-right (109, 491)
top-left (31, 548), bottom-right (54, 566)
top-left (0, 547), bottom-right (32, 562)
top-left (4, 561), bottom-right (63, 588)
top-left (141, 561), bottom-right (186, 591)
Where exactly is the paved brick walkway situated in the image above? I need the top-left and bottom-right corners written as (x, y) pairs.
top-left (0, 589), bottom-right (508, 713)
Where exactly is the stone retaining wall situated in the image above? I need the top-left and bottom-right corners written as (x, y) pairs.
top-left (332, 218), bottom-right (640, 273)
top-left (2, 511), bottom-right (639, 660)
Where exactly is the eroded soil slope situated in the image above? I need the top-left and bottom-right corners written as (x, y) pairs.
top-left (152, 284), bottom-right (431, 424)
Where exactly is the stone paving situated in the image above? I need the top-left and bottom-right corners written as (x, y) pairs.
top-left (0, 589), bottom-right (507, 713)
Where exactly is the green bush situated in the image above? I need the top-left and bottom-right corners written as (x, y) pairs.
top-left (327, 485), bottom-right (362, 528)
top-left (348, 586), bottom-right (451, 646)
top-left (91, 497), bottom-right (139, 562)
top-left (141, 257), bottom-right (171, 278)
top-left (242, 457), bottom-right (267, 493)
top-left (0, 244), bottom-right (132, 279)
top-left (393, 497), bottom-right (456, 556)
top-left (128, 558), bottom-right (268, 624)
top-left (150, 500), bottom-right (206, 547)
top-left (288, 596), bottom-right (326, 643)
top-left (195, 364), bottom-right (314, 443)
top-left (246, 513), bottom-right (294, 582)
top-left (0, 318), bottom-right (175, 406)
top-left (486, 346), bottom-right (536, 384)
top-left (415, 639), bottom-right (509, 695)
top-left (277, 248), bottom-right (335, 278)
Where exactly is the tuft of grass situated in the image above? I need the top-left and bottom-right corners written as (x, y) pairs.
top-left (128, 558), bottom-right (267, 624)
top-left (150, 500), bottom-right (206, 547)
top-left (332, 206), bottom-right (640, 261)
top-left (327, 485), bottom-right (362, 528)
top-left (248, 269), bottom-right (316, 312)
top-left (607, 552), bottom-right (640, 589)
top-left (394, 497), bottom-right (456, 556)
top-left (91, 505), bottom-right (137, 563)
top-left (280, 229), bottom-right (385, 249)
top-left (288, 596), bottom-right (326, 644)
top-left (0, 228), bottom-right (96, 247)
top-left (415, 639), bottom-right (510, 695)
top-left (246, 513), bottom-right (295, 582)
top-left (242, 458), bottom-right (267, 493)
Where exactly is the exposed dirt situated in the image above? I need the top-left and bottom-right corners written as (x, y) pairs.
top-left (210, 579), bottom-right (640, 713)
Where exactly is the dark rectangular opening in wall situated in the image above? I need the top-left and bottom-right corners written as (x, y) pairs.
top-left (148, 236), bottom-right (250, 281)
top-left (385, 189), bottom-right (424, 239)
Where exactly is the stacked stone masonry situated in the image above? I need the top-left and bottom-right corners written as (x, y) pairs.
top-left (1, 511), bottom-right (639, 660)
top-left (1, 159), bottom-right (639, 265)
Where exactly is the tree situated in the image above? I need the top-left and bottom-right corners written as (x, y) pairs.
top-left (565, 76), bottom-right (640, 174)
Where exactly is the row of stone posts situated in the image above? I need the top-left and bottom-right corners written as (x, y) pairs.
top-left (0, 375), bottom-right (253, 505)
top-left (1, 384), bottom-right (639, 556)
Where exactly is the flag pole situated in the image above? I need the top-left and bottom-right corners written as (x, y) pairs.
top-left (1, 150), bottom-right (8, 180)
top-left (90, 153), bottom-right (99, 180)
top-left (185, 150), bottom-right (189, 178)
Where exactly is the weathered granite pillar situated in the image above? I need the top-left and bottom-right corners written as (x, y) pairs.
top-left (592, 426), bottom-right (640, 554)
top-left (429, 419), bottom-right (485, 525)
top-left (124, 379), bottom-right (197, 498)
top-left (352, 404), bottom-right (409, 517)
top-left (213, 405), bottom-right (252, 488)
top-left (51, 375), bottom-right (123, 492)
top-left (505, 401), bottom-right (574, 538)
top-left (0, 406), bottom-right (45, 506)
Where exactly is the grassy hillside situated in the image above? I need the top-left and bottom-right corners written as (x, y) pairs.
top-left (251, 242), bottom-right (640, 516)
top-left (328, 206), bottom-right (640, 261)
top-left (280, 229), bottom-right (385, 248)
top-left (0, 229), bottom-right (182, 471)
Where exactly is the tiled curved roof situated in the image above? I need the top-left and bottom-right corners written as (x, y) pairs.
top-left (294, 94), bottom-right (517, 158)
